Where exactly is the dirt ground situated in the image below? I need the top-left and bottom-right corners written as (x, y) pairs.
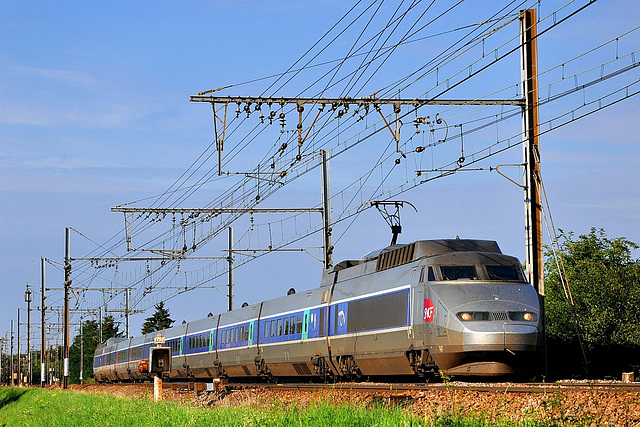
top-left (70, 382), bottom-right (640, 425)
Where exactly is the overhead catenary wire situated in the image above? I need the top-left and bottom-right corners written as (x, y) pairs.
top-left (60, 0), bottom-right (640, 328)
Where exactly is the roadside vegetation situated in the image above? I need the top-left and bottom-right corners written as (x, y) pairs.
top-left (544, 228), bottom-right (640, 379)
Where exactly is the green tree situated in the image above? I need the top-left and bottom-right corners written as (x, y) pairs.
top-left (141, 302), bottom-right (175, 335)
top-left (544, 228), bottom-right (640, 377)
top-left (69, 315), bottom-right (122, 383)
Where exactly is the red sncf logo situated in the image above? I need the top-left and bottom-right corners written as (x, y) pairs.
top-left (423, 299), bottom-right (435, 322)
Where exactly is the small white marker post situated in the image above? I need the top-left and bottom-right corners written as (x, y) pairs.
top-left (154, 375), bottom-right (162, 402)
top-left (153, 333), bottom-right (165, 402)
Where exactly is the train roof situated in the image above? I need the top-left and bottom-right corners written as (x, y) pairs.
top-left (321, 239), bottom-right (503, 286)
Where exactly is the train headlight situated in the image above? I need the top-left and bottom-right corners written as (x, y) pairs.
top-left (457, 311), bottom-right (490, 321)
top-left (508, 311), bottom-right (538, 322)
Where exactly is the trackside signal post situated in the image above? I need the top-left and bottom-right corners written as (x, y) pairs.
top-left (150, 334), bottom-right (171, 402)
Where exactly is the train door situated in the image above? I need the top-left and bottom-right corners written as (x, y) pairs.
top-left (248, 321), bottom-right (255, 346)
top-left (209, 330), bottom-right (215, 352)
top-left (302, 309), bottom-right (310, 340)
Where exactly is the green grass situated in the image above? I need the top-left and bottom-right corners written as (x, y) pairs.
top-left (0, 387), bottom-right (564, 426)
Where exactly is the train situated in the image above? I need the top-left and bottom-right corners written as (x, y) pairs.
top-left (93, 238), bottom-right (541, 382)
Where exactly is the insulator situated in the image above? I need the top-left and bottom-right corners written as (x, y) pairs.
top-left (279, 171), bottom-right (287, 178)
top-left (416, 146), bottom-right (425, 153)
top-left (244, 104), bottom-right (251, 118)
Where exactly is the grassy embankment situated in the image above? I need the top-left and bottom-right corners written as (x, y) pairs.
top-left (0, 387), bottom-right (561, 426)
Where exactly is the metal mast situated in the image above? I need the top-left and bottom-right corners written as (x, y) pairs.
top-left (10, 320), bottom-right (14, 386)
top-left (320, 149), bottom-right (333, 269)
top-left (17, 308), bottom-right (21, 386)
top-left (25, 285), bottom-right (32, 386)
top-left (228, 226), bottom-right (234, 311)
top-left (520, 9), bottom-right (543, 295)
top-left (63, 227), bottom-right (71, 389)
top-left (41, 258), bottom-right (46, 387)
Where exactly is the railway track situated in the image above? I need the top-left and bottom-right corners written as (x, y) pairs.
top-left (227, 381), bottom-right (640, 393)
top-left (132, 380), bottom-right (640, 394)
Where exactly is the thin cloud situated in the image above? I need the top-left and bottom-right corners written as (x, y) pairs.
top-left (13, 66), bottom-right (101, 86)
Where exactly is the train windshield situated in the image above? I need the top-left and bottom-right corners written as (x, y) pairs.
top-left (441, 265), bottom-right (479, 281)
top-left (486, 265), bottom-right (523, 281)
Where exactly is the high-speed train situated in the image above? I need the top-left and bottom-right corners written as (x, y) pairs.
top-left (93, 239), bottom-right (541, 382)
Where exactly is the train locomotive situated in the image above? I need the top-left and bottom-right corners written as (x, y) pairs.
top-left (93, 239), bottom-right (541, 382)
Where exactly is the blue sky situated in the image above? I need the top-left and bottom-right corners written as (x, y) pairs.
top-left (1, 1), bottom-right (639, 348)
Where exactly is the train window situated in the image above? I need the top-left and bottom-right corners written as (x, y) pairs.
top-left (319, 308), bottom-right (325, 337)
top-left (239, 326), bottom-right (244, 342)
top-left (296, 315), bottom-right (303, 334)
top-left (290, 317), bottom-right (296, 334)
top-left (131, 347), bottom-right (143, 359)
top-left (244, 326), bottom-right (249, 341)
top-left (264, 322), bottom-right (270, 338)
top-left (283, 318), bottom-right (289, 335)
top-left (419, 267), bottom-right (425, 283)
top-left (271, 320), bottom-right (276, 337)
top-left (441, 265), bottom-right (478, 281)
top-left (486, 265), bottom-right (522, 281)
top-left (346, 290), bottom-right (408, 332)
top-left (277, 319), bottom-right (283, 336)
top-left (235, 327), bottom-right (240, 342)
top-left (428, 266), bottom-right (435, 281)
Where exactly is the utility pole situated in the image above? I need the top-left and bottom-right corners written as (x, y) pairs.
top-left (10, 320), bottom-right (14, 386)
top-left (228, 226), bottom-right (234, 312)
top-left (25, 284), bottom-right (32, 386)
top-left (79, 316), bottom-right (83, 384)
top-left (125, 288), bottom-right (130, 337)
top-left (63, 227), bottom-right (71, 389)
top-left (17, 308), bottom-right (21, 386)
top-left (0, 337), bottom-right (3, 385)
top-left (520, 9), bottom-right (543, 296)
top-left (41, 258), bottom-right (47, 388)
top-left (99, 306), bottom-right (102, 343)
top-left (320, 149), bottom-right (333, 270)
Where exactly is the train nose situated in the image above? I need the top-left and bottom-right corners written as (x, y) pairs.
top-left (462, 324), bottom-right (539, 352)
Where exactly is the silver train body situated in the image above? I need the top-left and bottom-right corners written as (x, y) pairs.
top-left (94, 239), bottom-right (541, 381)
